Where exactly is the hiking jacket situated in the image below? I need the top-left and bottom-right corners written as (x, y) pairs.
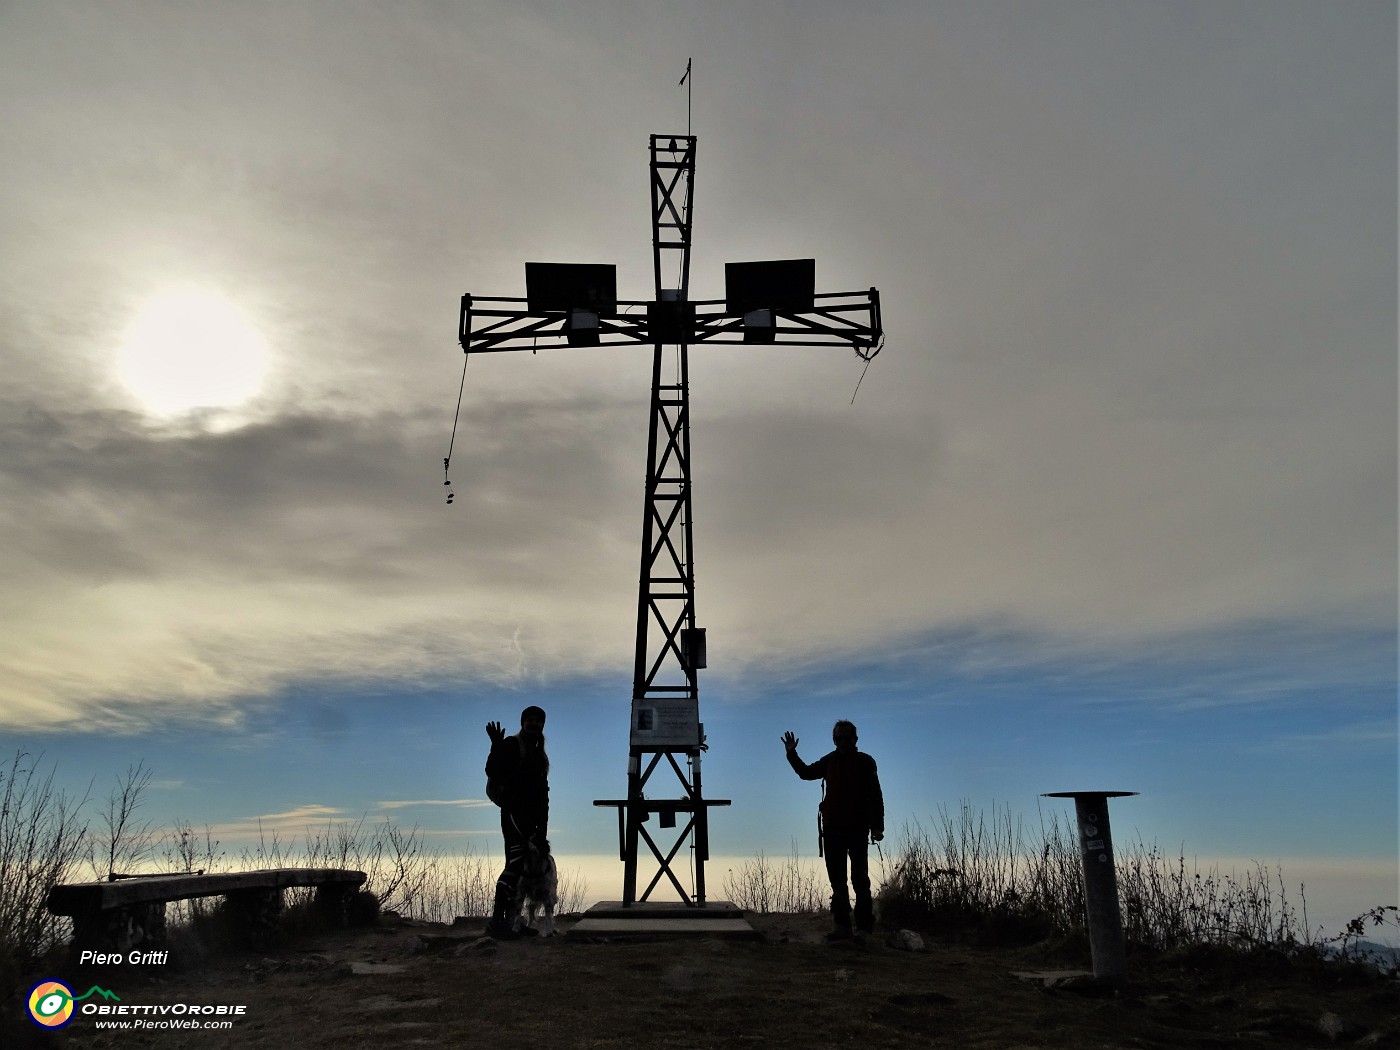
top-left (485, 734), bottom-right (549, 828)
top-left (786, 748), bottom-right (884, 838)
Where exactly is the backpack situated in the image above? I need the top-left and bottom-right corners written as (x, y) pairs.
top-left (486, 776), bottom-right (505, 807)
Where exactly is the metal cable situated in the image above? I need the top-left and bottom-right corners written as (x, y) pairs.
top-left (443, 351), bottom-right (470, 504)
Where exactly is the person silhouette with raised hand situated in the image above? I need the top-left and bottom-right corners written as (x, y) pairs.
top-left (782, 721), bottom-right (884, 940)
top-left (484, 706), bottom-right (549, 939)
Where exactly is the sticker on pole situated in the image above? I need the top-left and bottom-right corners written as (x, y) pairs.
top-left (631, 700), bottom-right (699, 748)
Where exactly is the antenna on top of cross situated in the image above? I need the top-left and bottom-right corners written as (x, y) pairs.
top-left (679, 58), bottom-right (692, 135)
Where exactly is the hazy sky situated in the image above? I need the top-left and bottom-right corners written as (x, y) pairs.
top-left (1, 2), bottom-right (1394, 930)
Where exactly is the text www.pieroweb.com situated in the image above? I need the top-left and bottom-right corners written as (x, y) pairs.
top-left (85, 1003), bottom-right (245, 1030)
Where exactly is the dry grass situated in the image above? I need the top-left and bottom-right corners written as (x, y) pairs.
top-left (723, 840), bottom-right (827, 914)
top-left (723, 799), bottom-right (1397, 969)
top-left (3, 754), bottom-right (1394, 996)
top-left (877, 801), bottom-right (1397, 966)
top-left (235, 817), bottom-right (588, 922)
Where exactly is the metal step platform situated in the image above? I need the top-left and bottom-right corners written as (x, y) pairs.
top-left (569, 900), bottom-right (758, 939)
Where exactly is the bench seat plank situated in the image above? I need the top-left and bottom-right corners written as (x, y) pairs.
top-left (47, 868), bottom-right (366, 915)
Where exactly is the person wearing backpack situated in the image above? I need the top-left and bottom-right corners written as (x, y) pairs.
top-left (781, 720), bottom-right (885, 940)
top-left (484, 705), bottom-right (550, 939)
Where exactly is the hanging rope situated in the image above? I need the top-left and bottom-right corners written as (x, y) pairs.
top-left (849, 332), bottom-right (885, 404)
top-left (443, 351), bottom-right (470, 504)
top-left (849, 356), bottom-right (872, 405)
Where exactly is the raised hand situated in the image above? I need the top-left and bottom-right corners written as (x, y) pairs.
top-left (486, 720), bottom-right (505, 745)
top-left (781, 731), bottom-right (798, 752)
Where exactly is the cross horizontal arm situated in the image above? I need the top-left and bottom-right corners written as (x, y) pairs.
top-left (690, 289), bottom-right (883, 359)
top-left (458, 294), bottom-right (653, 352)
top-left (459, 288), bottom-right (882, 358)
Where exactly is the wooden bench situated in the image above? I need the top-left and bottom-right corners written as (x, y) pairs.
top-left (46, 868), bottom-right (368, 953)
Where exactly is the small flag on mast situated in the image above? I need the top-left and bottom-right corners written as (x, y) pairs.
top-left (679, 58), bottom-right (691, 86)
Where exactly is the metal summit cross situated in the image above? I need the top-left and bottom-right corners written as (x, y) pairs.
top-left (456, 132), bottom-right (883, 907)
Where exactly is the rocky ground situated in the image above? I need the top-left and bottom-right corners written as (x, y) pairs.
top-left (9, 912), bottom-right (1397, 1048)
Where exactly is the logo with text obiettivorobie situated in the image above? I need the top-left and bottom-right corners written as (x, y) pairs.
top-left (27, 980), bottom-right (119, 1029)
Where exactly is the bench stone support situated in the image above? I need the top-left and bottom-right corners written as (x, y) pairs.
top-left (223, 887), bottom-right (285, 949)
top-left (71, 901), bottom-right (168, 954)
top-left (312, 881), bottom-right (357, 927)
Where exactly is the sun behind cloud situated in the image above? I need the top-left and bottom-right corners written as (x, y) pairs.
top-left (117, 287), bottom-right (270, 417)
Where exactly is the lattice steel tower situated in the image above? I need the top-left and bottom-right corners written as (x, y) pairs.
top-left (457, 132), bottom-right (882, 906)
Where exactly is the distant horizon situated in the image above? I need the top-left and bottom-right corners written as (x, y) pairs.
top-left (20, 740), bottom-right (1395, 947)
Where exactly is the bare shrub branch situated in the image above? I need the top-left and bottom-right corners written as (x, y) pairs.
top-left (0, 750), bottom-right (90, 973)
top-left (88, 761), bottom-right (156, 880)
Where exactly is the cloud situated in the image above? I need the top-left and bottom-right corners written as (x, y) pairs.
top-left (376, 799), bottom-right (492, 811)
top-left (205, 804), bottom-right (348, 840)
top-left (0, 1), bottom-right (1391, 736)
top-left (202, 804), bottom-right (496, 848)
top-left (1258, 720), bottom-right (1399, 754)
top-left (0, 396), bottom-right (642, 727)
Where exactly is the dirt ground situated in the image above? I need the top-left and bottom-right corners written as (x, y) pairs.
top-left (10, 912), bottom-right (1397, 1049)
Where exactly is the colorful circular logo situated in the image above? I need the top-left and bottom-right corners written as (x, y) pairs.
top-left (28, 980), bottom-right (76, 1029)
